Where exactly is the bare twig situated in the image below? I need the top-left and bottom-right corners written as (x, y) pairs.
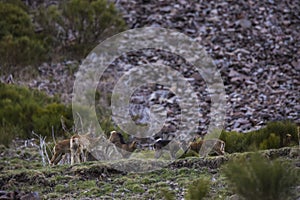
top-left (61, 116), bottom-right (73, 138)
top-left (6, 74), bottom-right (14, 84)
top-left (60, 116), bottom-right (68, 133)
top-left (43, 140), bottom-right (50, 163)
top-left (297, 126), bottom-right (300, 148)
top-left (73, 116), bottom-right (79, 133)
top-left (52, 126), bottom-right (56, 145)
top-left (46, 142), bottom-right (53, 160)
top-left (76, 112), bottom-right (84, 134)
top-left (32, 131), bottom-right (51, 166)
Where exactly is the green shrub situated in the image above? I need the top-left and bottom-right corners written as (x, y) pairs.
top-left (0, 35), bottom-right (46, 72)
top-left (220, 130), bottom-right (247, 153)
top-left (32, 103), bottom-right (73, 137)
top-left (259, 133), bottom-right (281, 150)
top-left (221, 121), bottom-right (298, 153)
top-left (246, 121), bottom-right (298, 151)
top-left (0, 2), bottom-right (32, 38)
top-left (35, 0), bottom-right (126, 60)
top-left (0, 2), bottom-right (46, 73)
top-left (0, 123), bottom-right (23, 147)
top-left (0, 0), bottom-right (28, 11)
top-left (0, 83), bottom-right (72, 146)
top-left (245, 129), bottom-right (270, 151)
top-left (264, 121), bottom-right (297, 147)
top-left (185, 177), bottom-right (211, 200)
top-left (161, 188), bottom-right (176, 200)
top-left (223, 153), bottom-right (299, 200)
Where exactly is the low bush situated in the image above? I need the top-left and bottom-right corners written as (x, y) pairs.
top-left (258, 133), bottom-right (281, 150)
top-left (0, 0), bottom-right (127, 73)
top-left (0, 0), bottom-right (28, 11)
top-left (161, 188), bottom-right (176, 200)
top-left (223, 153), bottom-right (299, 200)
top-left (0, 83), bottom-right (73, 146)
top-left (220, 130), bottom-right (247, 153)
top-left (0, 1), bottom-right (46, 74)
top-left (247, 121), bottom-right (297, 151)
top-left (0, 35), bottom-right (46, 73)
top-left (221, 121), bottom-right (298, 153)
top-left (0, 1), bottom-right (32, 39)
top-left (0, 123), bottom-right (23, 147)
top-left (185, 177), bottom-right (211, 200)
top-left (0, 83), bottom-right (122, 146)
top-left (35, 0), bottom-right (126, 60)
top-left (264, 121), bottom-right (297, 146)
top-left (32, 103), bottom-right (73, 137)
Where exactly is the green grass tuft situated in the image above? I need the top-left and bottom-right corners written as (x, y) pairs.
top-left (223, 153), bottom-right (299, 200)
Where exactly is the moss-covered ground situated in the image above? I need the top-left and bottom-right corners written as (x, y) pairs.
top-left (0, 143), bottom-right (299, 199)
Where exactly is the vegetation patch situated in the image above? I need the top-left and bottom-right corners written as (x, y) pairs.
top-left (184, 177), bottom-right (211, 200)
top-left (0, 83), bottom-right (73, 146)
top-left (0, 1), bottom-right (46, 74)
top-left (34, 0), bottom-right (126, 60)
top-left (0, 146), bottom-right (299, 199)
top-left (223, 153), bottom-right (300, 200)
top-left (220, 121), bottom-right (298, 153)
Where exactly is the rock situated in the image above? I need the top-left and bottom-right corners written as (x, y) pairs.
top-left (20, 192), bottom-right (40, 200)
top-left (0, 191), bottom-right (40, 200)
top-left (227, 194), bottom-right (241, 200)
top-left (289, 147), bottom-right (300, 158)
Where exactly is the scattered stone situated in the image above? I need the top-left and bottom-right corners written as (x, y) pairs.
top-left (227, 194), bottom-right (240, 200)
top-left (0, 191), bottom-right (40, 200)
top-left (7, 0), bottom-right (299, 134)
top-left (289, 147), bottom-right (300, 158)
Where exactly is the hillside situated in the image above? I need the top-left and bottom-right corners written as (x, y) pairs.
top-left (0, 1), bottom-right (299, 199)
top-left (2, 0), bottom-right (298, 134)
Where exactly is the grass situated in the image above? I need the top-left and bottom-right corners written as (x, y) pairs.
top-left (0, 158), bottom-right (215, 199)
top-left (0, 144), bottom-right (299, 199)
top-left (223, 153), bottom-right (300, 200)
top-left (185, 177), bottom-right (211, 200)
